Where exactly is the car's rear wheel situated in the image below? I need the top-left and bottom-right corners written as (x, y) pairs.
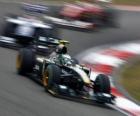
top-left (94, 74), bottom-right (111, 94)
top-left (16, 48), bottom-right (35, 75)
top-left (2, 14), bottom-right (18, 37)
top-left (43, 64), bottom-right (61, 91)
top-left (3, 22), bottom-right (17, 37)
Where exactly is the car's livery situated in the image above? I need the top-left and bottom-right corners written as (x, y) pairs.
top-left (16, 40), bottom-right (115, 104)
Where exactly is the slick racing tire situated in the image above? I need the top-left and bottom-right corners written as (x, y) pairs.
top-left (16, 48), bottom-right (35, 75)
top-left (94, 74), bottom-right (111, 94)
top-left (43, 64), bottom-right (61, 91)
top-left (2, 22), bottom-right (16, 37)
top-left (3, 14), bottom-right (18, 37)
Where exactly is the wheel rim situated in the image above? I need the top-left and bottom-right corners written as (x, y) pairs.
top-left (16, 54), bottom-right (22, 70)
top-left (43, 70), bottom-right (48, 87)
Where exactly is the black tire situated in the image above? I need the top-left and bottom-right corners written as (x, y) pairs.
top-left (94, 74), bottom-right (111, 94)
top-left (43, 64), bottom-right (61, 90)
top-left (3, 14), bottom-right (18, 36)
top-left (2, 22), bottom-right (17, 37)
top-left (16, 48), bottom-right (35, 75)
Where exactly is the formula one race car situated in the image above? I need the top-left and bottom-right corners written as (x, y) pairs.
top-left (44, 0), bottom-right (118, 29)
top-left (0, 4), bottom-right (59, 53)
top-left (16, 40), bottom-right (115, 104)
top-left (0, 15), bottom-right (59, 46)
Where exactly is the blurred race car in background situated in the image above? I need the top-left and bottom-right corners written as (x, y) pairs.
top-left (16, 39), bottom-right (115, 104)
top-left (44, 0), bottom-right (119, 29)
top-left (0, 4), bottom-right (60, 54)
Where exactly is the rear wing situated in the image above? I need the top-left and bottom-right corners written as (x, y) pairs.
top-left (22, 3), bottom-right (48, 13)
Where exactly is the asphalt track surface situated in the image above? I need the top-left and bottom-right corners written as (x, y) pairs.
top-left (0, 2), bottom-right (140, 116)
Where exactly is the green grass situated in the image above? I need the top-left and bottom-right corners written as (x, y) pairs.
top-left (114, 0), bottom-right (140, 5)
top-left (120, 60), bottom-right (140, 102)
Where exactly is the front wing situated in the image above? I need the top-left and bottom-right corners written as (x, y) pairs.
top-left (47, 84), bottom-right (115, 104)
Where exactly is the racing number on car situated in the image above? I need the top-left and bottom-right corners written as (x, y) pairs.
top-left (15, 25), bottom-right (35, 36)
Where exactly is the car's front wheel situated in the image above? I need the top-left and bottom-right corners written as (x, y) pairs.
top-left (94, 74), bottom-right (111, 94)
top-left (42, 64), bottom-right (61, 91)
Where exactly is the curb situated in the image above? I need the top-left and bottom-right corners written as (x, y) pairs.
top-left (76, 41), bottom-right (140, 116)
top-left (113, 55), bottom-right (140, 105)
top-left (114, 5), bottom-right (140, 12)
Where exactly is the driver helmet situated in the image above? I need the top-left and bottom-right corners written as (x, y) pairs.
top-left (56, 44), bottom-right (67, 54)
